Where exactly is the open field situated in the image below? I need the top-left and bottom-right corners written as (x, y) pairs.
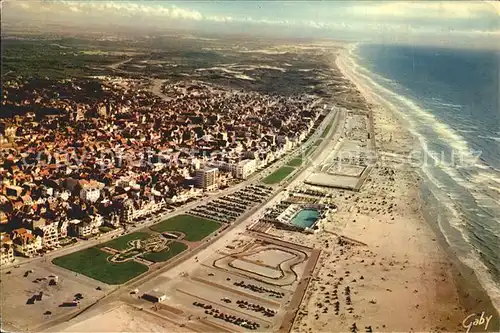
top-left (60, 304), bottom-right (190, 332)
top-left (287, 158), bottom-right (304, 167)
top-left (97, 232), bottom-right (151, 251)
top-left (0, 262), bottom-right (114, 332)
top-left (150, 214), bottom-right (221, 242)
top-left (141, 241), bottom-right (188, 262)
top-left (262, 166), bottom-right (295, 184)
top-left (52, 247), bottom-right (148, 285)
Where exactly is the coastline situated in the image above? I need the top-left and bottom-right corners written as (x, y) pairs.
top-left (334, 43), bottom-right (499, 330)
top-left (269, 43), bottom-right (464, 331)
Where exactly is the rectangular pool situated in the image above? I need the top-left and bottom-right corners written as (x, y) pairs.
top-left (291, 209), bottom-right (320, 228)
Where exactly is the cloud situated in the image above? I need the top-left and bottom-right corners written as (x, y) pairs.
top-left (348, 1), bottom-right (498, 20)
top-left (2, 0), bottom-right (499, 45)
top-left (3, 0), bottom-right (346, 30)
top-left (6, 0), bottom-right (205, 21)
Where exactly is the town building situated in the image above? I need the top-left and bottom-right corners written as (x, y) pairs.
top-left (0, 233), bottom-right (15, 265)
top-left (142, 290), bottom-right (167, 303)
top-left (212, 159), bottom-right (256, 179)
top-left (33, 219), bottom-right (60, 248)
top-left (58, 220), bottom-right (69, 238)
top-left (195, 167), bottom-right (219, 191)
top-left (235, 159), bottom-right (257, 179)
top-left (79, 180), bottom-right (103, 203)
top-left (11, 228), bottom-right (42, 257)
top-left (68, 216), bottom-right (102, 237)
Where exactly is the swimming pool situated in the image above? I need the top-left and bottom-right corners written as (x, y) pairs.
top-left (291, 209), bottom-right (320, 228)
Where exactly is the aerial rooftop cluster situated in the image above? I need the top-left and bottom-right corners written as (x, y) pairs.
top-left (0, 76), bottom-right (322, 263)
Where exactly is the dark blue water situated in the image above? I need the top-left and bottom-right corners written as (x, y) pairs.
top-left (350, 44), bottom-right (500, 309)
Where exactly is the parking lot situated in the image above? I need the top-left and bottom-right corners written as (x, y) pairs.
top-left (189, 185), bottom-right (273, 223)
top-left (118, 233), bottom-right (319, 332)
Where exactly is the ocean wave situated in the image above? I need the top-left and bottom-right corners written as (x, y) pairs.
top-left (473, 170), bottom-right (500, 185)
top-left (461, 251), bottom-right (500, 313)
top-left (425, 98), bottom-right (463, 109)
top-left (343, 49), bottom-right (500, 312)
top-left (438, 102), bottom-right (463, 109)
top-left (478, 135), bottom-right (500, 142)
top-left (346, 54), bottom-right (475, 163)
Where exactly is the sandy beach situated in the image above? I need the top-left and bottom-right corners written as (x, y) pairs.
top-left (37, 44), bottom-right (472, 333)
top-left (60, 303), bottom-right (192, 332)
top-left (267, 45), bottom-right (467, 332)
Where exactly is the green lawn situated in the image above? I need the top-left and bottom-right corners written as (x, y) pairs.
top-left (150, 215), bottom-right (221, 242)
top-left (287, 158), bottom-right (304, 167)
top-left (52, 247), bottom-right (148, 285)
top-left (141, 241), bottom-right (188, 262)
top-left (97, 232), bottom-right (151, 251)
top-left (321, 124), bottom-right (333, 138)
top-left (262, 166), bottom-right (296, 184)
top-left (99, 226), bottom-right (114, 233)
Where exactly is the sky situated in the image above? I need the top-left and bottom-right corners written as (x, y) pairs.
top-left (2, 0), bottom-right (500, 47)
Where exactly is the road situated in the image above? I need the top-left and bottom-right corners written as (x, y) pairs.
top-left (37, 105), bottom-right (342, 333)
top-left (6, 107), bottom-right (335, 271)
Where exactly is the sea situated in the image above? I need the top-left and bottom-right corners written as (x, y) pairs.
top-left (347, 43), bottom-right (500, 311)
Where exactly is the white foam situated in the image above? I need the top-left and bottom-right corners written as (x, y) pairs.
top-left (478, 135), bottom-right (500, 142)
top-left (438, 102), bottom-right (463, 109)
top-left (345, 51), bottom-right (479, 168)
top-left (341, 46), bottom-right (500, 313)
top-left (461, 251), bottom-right (500, 314)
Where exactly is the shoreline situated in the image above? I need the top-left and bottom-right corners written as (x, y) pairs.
top-left (335, 43), bottom-right (499, 329)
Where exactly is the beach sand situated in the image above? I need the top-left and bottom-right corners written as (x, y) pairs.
top-left (59, 303), bottom-right (191, 332)
top-left (43, 44), bottom-right (473, 333)
top-left (268, 46), bottom-right (467, 332)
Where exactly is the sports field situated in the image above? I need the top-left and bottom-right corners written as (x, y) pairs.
top-left (262, 166), bottom-right (295, 184)
top-left (52, 247), bottom-right (148, 285)
top-left (150, 214), bottom-right (221, 242)
top-left (287, 158), bottom-right (304, 167)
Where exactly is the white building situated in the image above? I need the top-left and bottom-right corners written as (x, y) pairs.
top-left (69, 218), bottom-right (99, 237)
top-left (58, 190), bottom-right (70, 201)
top-left (34, 221), bottom-right (60, 248)
top-left (212, 159), bottom-right (257, 180)
top-left (58, 220), bottom-right (69, 238)
top-left (11, 228), bottom-right (43, 257)
top-left (234, 159), bottom-right (257, 179)
top-left (166, 187), bottom-right (203, 204)
top-left (195, 167), bottom-right (219, 191)
top-left (79, 180), bottom-right (104, 203)
top-left (80, 186), bottom-right (101, 203)
top-left (0, 233), bottom-right (15, 265)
